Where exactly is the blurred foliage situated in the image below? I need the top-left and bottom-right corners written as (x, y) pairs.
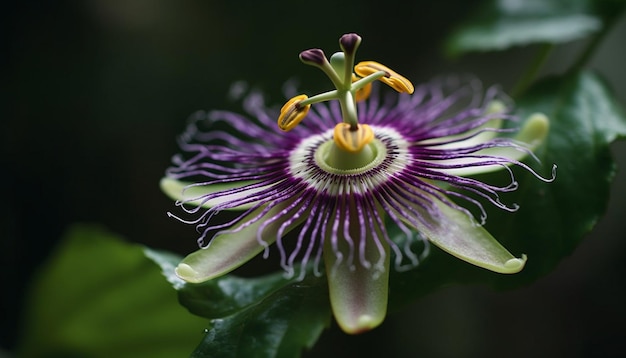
top-left (446, 0), bottom-right (603, 55)
top-left (17, 225), bottom-right (207, 358)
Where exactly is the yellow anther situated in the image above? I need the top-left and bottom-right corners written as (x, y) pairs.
top-left (352, 74), bottom-right (372, 102)
top-left (278, 94), bottom-right (311, 131)
top-left (333, 123), bottom-right (374, 153)
top-left (354, 61), bottom-right (414, 94)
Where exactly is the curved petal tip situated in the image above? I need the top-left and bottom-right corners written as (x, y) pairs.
top-left (339, 314), bottom-right (383, 335)
top-left (516, 113), bottom-right (549, 147)
top-left (503, 254), bottom-right (527, 273)
top-left (175, 263), bottom-right (202, 283)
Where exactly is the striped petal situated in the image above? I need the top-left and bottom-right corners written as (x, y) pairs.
top-left (435, 113), bottom-right (550, 176)
top-left (412, 197), bottom-right (526, 274)
top-left (176, 202), bottom-right (305, 282)
top-left (323, 203), bottom-right (390, 334)
top-left (325, 249), bottom-right (389, 334)
top-left (160, 177), bottom-right (266, 210)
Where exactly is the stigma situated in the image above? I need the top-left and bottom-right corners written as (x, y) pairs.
top-left (276, 33), bottom-right (414, 154)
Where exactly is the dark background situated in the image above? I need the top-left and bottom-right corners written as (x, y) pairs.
top-left (3, 1), bottom-right (625, 357)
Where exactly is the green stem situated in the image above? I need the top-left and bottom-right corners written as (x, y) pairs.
top-left (569, 13), bottom-right (621, 72)
top-left (569, 34), bottom-right (604, 72)
top-left (337, 90), bottom-right (358, 128)
top-left (300, 90), bottom-right (339, 106)
top-left (511, 43), bottom-right (553, 98)
top-left (352, 71), bottom-right (386, 90)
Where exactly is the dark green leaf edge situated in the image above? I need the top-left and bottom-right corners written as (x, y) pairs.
top-left (145, 249), bottom-right (331, 358)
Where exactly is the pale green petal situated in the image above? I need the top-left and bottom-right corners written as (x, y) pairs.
top-left (514, 112), bottom-right (550, 146)
top-left (415, 199), bottom-right (526, 274)
top-left (421, 118), bottom-right (503, 148)
top-left (437, 113), bottom-right (550, 176)
top-left (324, 214), bottom-right (390, 334)
top-left (175, 202), bottom-right (304, 283)
top-left (420, 101), bottom-right (507, 148)
top-left (160, 177), bottom-right (267, 210)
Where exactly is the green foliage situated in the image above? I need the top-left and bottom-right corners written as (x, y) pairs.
top-left (492, 71), bottom-right (626, 281)
top-left (146, 250), bottom-right (330, 358)
top-left (389, 70), bottom-right (626, 308)
top-left (445, 0), bottom-right (611, 55)
top-left (17, 225), bottom-right (207, 358)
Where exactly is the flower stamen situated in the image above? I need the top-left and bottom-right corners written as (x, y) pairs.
top-left (333, 123), bottom-right (374, 153)
top-left (354, 61), bottom-right (415, 94)
top-left (278, 94), bottom-right (310, 131)
top-left (277, 33), bottom-right (414, 138)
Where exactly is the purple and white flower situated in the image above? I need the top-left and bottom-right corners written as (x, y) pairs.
top-left (162, 33), bottom-right (555, 334)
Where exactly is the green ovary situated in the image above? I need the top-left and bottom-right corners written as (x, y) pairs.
top-left (315, 138), bottom-right (386, 173)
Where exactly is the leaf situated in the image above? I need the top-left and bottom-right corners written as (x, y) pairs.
top-left (489, 70), bottom-right (626, 283)
top-left (191, 277), bottom-right (329, 358)
top-left (445, 0), bottom-right (604, 56)
top-left (17, 224), bottom-right (207, 358)
top-left (388, 70), bottom-right (626, 307)
top-left (147, 250), bottom-right (331, 358)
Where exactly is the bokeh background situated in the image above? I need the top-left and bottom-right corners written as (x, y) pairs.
top-left (3, 0), bottom-right (625, 357)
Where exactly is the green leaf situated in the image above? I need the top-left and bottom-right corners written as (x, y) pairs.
top-left (490, 70), bottom-right (626, 283)
top-left (389, 70), bottom-right (626, 307)
top-left (147, 250), bottom-right (331, 358)
top-left (17, 224), bottom-right (207, 358)
top-left (445, 0), bottom-right (604, 56)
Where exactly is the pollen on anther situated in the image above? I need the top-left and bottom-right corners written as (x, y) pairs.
top-left (278, 94), bottom-right (310, 131)
top-left (354, 61), bottom-right (414, 94)
top-left (333, 123), bottom-right (374, 153)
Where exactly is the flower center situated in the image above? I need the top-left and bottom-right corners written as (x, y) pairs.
top-left (315, 137), bottom-right (387, 173)
top-left (277, 33), bottom-right (414, 155)
top-left (289, 126), bottom-right (410, 196)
